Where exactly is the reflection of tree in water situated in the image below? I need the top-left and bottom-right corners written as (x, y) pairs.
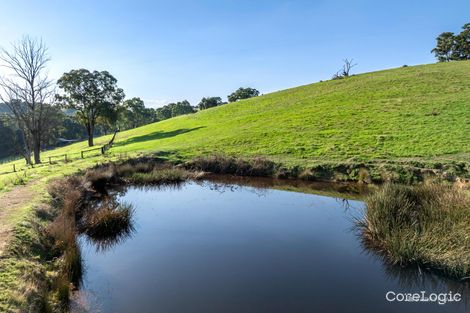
top-left (197, 180), bottom-right (270, 198)
top-left (336, 198), bottom-right (352, 211)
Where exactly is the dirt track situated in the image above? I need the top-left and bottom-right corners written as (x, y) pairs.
top-left (0, 183), bottom-right (36, 255)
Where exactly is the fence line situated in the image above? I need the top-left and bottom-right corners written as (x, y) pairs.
top-left (0, 132), bottom-right (119, 177)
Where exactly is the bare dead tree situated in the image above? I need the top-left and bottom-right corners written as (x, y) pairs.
top-left (341, 58), bottom-right (357, 77)
top-left (0, 36), bottom-right (54, 164)
top-left (332, 58), bottom-right (358, 80)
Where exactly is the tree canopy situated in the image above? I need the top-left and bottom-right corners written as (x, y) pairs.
top-left (198, 97), bottom-right (223, 110)
top-left (56, 69), bottom-right (125, 146)
top-left (227, 87), bottom-right (259, 103)
top-left (120, 97), bottom-right (156, 130)
top-left (155, 100), bottom-right (195, 121)
top-left (432, 23), bottom-right (470, 62)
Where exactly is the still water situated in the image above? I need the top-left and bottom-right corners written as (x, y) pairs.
top-left (73, 178), bottom-right (469, 313)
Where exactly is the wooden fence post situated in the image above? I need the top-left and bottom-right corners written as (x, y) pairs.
top-left (49, 157), bottom-right (52, 164)
top-left (13, 164), bottom-right (16, 172)
top-left (65, 154), bottom-right (68, 162)
top-left (81, 151), bottom-right (84, 159)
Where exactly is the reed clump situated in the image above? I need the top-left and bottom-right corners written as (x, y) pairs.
top-left (82, 200), bottom-right (135, 250)
top-left (360, 183), bottom-right (470, 279)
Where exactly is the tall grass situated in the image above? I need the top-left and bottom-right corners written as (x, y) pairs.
top-left (47, 185), bottom-right (84, 292)
top-left (82, 200), bottom-right (135, 251)
top-left (130, 167), bottom-right (188, 185)
top-left (186, 155), bottom-right (277, 177)
top-left (360, 183), bottom-right (470, 279)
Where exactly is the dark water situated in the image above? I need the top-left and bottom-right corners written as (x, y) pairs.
top-left (73, 178), bottom-right (469, 313)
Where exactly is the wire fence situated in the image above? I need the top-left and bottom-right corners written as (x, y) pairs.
top-left (0, 132), bottom-right (120, 177)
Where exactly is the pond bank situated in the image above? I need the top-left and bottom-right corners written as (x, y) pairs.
top-left (184, 155), bottom-right (470, 185)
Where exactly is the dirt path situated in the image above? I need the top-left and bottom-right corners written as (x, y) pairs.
top-left (0, 182), bottom-right (37, 255)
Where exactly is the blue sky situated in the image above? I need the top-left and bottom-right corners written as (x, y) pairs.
top-left (0, 0), bottom-right (468, 107)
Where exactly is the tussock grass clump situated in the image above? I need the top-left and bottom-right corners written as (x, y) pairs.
top-left (113, 157), bottom-right (163, 175)
top-left (84, 167), bottom-right (123, 194)
top-left (187, 155), bottom-right (277, 177)
top-left (130, 167), bottom-right (189, 185)
top-left (361, 183), bottom-right (470, 278)
top-left (82, 200), bottom-right (135, 251)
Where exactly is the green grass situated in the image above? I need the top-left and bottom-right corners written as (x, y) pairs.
top-left (0, 206), bottom-right (61, 312)
top-left (1, 61), bottom-right (470, 188)
top-left (112, 61), bottom-right (470, 162)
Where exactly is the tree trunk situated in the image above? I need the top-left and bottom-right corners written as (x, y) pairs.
top-left (24, 151), bottom-right (32, 165)
top-left (18, 129), bottom-right (32, 165)
top-left (87, 123), bottom-right (94, 147)
top-left (23, 146), bottom-right (32, 165)
top-left (33, 145), bottom-right (40, 164)
top-left (33, 135), bottom-right (41, 164)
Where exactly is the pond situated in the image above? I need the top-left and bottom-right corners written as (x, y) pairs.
top-left (72, 177), bottom-right (469, 313)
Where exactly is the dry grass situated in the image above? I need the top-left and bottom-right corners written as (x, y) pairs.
top-left (129, 167), bottom-right (188, 185)
top-left (82, 200), bottom-right (134, 251)
top-left (360, 183), bottom-right (470, 279)
top-left (186, 155), bottom-right (277, 177)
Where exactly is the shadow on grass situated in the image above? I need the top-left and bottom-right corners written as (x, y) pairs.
top-left (115, 127), bottom-right (205, 147)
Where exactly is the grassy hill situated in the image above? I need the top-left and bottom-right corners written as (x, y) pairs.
top-left (111, 61), bottom-right (469, 163)
top-left (1, 61), bottom-right (470, 189)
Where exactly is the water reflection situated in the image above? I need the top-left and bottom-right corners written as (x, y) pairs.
top-left (200, 174), bottom-right (370, 199)
top-left (75, 178), bottom-right (468, 313)
top-left (384, 263), bottom-right (470, 296)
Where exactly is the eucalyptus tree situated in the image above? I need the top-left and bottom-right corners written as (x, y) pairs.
top-left (57, 69), bottom-right (125, 146)
top-left (121, 97), bottom-right (155, 129)
top-left (198, 96), bottom-right (223, 110)
top-left (155, 100), bottom-right (195, 121)
top-left (432, 23), bottom-right (470, 62)
top-left (227, 87), bottom-right (259, 102)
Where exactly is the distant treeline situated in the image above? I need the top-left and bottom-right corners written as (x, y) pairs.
top-left (155, 88), bottom-right (260, 121)
top-left (0, 34), bottom-right (263, 164)
top-left (0, 85), bottom-right (261, 161)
